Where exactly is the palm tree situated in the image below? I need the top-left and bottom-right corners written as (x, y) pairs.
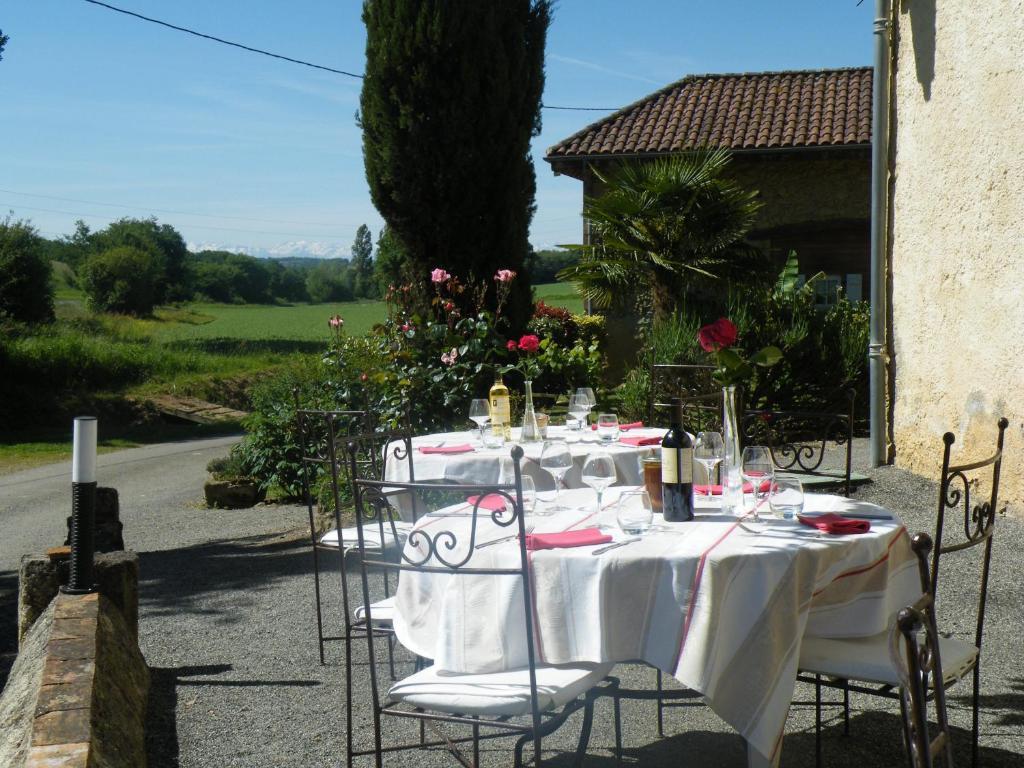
top-left (558, 148), bottom-right (763, 322)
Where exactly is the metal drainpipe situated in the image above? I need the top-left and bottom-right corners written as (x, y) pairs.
top-left (869, 0), bottom-right (892, 467)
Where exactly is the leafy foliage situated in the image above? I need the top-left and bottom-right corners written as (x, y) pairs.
top-left (80, 246), bottom-right (160, 315)
top-left (0, 218), bottom-right (55, 323)
top-left (90, 218), bottom-right (193, 303)
top-left (360, 0), bottom-right (551, 332)
top-left (559, 149), bottom-right (764, 320)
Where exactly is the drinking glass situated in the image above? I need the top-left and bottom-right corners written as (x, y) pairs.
top-left (518, 475), bottom-right (537, 518)
top-left (567, 394), bottom-right (590, 433)
top-left (769, 475), bottom-right (804, 520)
top-left (581, 451), bottom-right (617, 512)
top-left (616, 489), bottom-right (653, 535)
top-left (540, 440), bottom-right (573, 511)
top-left (575, 387), bottom-right (597, 426)
top-left (694, 431), bottom-right (725, 496)
top-left (741, 445), bottom-right (775, 521)
top-left (469, 398), bottom-right (490, 442)
top-left (596, 413), bottom-right (619, 443)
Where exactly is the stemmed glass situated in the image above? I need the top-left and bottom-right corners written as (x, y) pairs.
top-left (741, 445), bottom-right (775, 522)
top-left (694, 431), bottom-right (725, 497)
top-left (469, 398), bottom-right (490, 443)
top-left (539, 441), bottom-right (573, 512)
top-left (581, 451), bottom-right (617, 513)
top-left (574, 387), bottom-right (597, 426)
top-left (567, 394), bottom-right (590, 434)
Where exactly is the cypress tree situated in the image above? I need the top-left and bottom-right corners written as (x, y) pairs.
top-left (360, 0), bottom-right (551, 332)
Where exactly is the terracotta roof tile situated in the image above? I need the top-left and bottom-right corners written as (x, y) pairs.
top-left (546, 67), bottom-right (872, 159)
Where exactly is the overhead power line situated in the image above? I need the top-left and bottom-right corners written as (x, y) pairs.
top-left (0, 188), bottom-right (345, 228)
top-left (80, 0), bottom-right (618, 113)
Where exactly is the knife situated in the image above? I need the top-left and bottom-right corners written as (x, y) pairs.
top-left (591, 537), bottom-right (640, 555)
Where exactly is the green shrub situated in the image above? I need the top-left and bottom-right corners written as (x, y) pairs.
top-left (80, 246), bottom-right (159, 316)
top-left (0, 218), bottom-right (55, 323)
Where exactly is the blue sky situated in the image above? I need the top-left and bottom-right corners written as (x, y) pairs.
top-left (1, 1), bottom-right (872, 257)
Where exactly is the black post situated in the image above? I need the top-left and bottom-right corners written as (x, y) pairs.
top-left (63, 481), bottom-right (98, 594)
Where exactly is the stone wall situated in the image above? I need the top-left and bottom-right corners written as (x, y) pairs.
top-left (890, 1), bottom-right (1024, 515)
top-left (0, 593), bottom-right (149, 768)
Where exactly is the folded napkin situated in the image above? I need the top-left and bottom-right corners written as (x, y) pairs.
top-left (619, 435), bottom-right (662, 447)
top-left (798, 513), bottom-right (871, 535)
top-left (466, 493), bottom-right (507, 512)
top-left (418, 444), bottom-right (474, 455)
top-left (525, 528), bottom-right (612, 551)
top-left (693, 481), bottom-right (770, 495)
top-left (619, 421), bottom-right (645, 431)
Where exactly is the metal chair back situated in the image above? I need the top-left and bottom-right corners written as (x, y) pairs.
top-left (350, 445), bottom-right (556, 765)
top-left (648, 363), bottom-right (717, 424)
top-left (741, 388), bottom-right (856, 496)
top-left (891, 533), bottom-right (955, 768)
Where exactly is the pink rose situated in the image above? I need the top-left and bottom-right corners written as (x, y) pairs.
top-left (328, 314), bottom-right (344, 329)
top-left (431, 268), bottom-right (452, 284)
top-left (494, 269), bottom-right (516, 283)
top-left (506, 339), bottom-right (518, 352)
top-left (698, 318), bottom-right (738, 352)
top-left (360, 373), bottom-right (368, 382)
top-left (401, 323), bottom-right (411, 332)
top-left (517, 334), bottom-right (541, 354)
top-left (440, 347), bottom-right (459, 366)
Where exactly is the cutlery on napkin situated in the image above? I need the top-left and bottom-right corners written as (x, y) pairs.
top-left (524, 528), bottom-right (612, 551)
top-left (418, 444), bottom-right (475, 455)
top-left (798, 513), bottom-right (871, 535)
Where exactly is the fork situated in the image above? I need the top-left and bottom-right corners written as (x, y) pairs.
top-left (591, 537), bottom-right (640, 555)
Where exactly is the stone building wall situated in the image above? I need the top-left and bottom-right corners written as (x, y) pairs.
top-left (890, 1), bottom-right (1024, 514)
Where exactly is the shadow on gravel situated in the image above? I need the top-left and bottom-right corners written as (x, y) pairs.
top-left (146, 663), bottom-right (322, 768)
top-left (0, 568), bottom-right (18, 689)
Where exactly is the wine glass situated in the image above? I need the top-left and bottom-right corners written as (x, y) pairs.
top-left (575, 387), bottom-right (597, 426)
top-left (469, 398), bottom-right (490, 443)
top-left (741, 445), bottom-right (775, 521)
top-left (581, 451), bottom-right (617, 512)
top-left (616, 489), bottom-right (653, 535)
top-left (518, 475), bottom-right (537, 519)
top-left (540, 440), bottom-right (573, 512)
top-left (694, 431), bottom-right (725, 497)
top-left (567, 394), bottom-right (590, 433)
top-left (597, 413), bottom-right (619, 443)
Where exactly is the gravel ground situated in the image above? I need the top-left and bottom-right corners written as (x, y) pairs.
top-left (3, 437), bottom-right (1022, 766)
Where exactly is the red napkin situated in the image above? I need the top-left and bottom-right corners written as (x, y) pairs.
top-left (798, 513), bottom-right (871, 535)
top-left (619, 435), bottom-right (662, 447)
top-left (418, 444), bottom-right (474, 455)
top-left (619, 421), bottom-right (645, 431)
top-left (466, 493), bottom-right (507, 511)
top-left (693, 481), bottom-right (769, 495)
top-left (525, 528), bottom-right (612, 551)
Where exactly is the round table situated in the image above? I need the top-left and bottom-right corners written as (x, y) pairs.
top-left (391, 487), bottom-right (918, 765)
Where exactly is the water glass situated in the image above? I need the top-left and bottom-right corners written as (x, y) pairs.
top-left (596, 413), bottom-right (619, 443)
top-left (769, 475), bottom-right (804, 520)
top-left (616, 489), bottom-right (653, 535)
top-left (518, 475), bottom-right (537, 518)
top-left (482, 429), bottom-right (506, 449)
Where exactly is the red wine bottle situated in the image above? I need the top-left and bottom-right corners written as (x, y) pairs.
top-left (661, 398), bottom-right (694, 522)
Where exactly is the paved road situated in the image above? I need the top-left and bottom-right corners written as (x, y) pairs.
top-left (2, 438), bottom-right (1021, 767)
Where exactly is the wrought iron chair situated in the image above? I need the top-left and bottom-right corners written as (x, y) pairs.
top-left (648, 363), bottom-right (717, 425)
top-left (891, 539), bottom-right (956, 768)
top-left (295, 407), bottom-right (416, 664)
top-left (348, 445), bottom-right (619, 768)
top-left (797, 416), bottom-right (1007, 768)
top-left (741, 388), bottom-right (857, 496)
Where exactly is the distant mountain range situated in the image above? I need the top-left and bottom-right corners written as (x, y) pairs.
top-left (187, 240), bottom-right (351, 261)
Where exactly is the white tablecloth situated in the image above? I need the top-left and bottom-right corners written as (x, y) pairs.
top-left (392, 489), bottom-right (918, 764)
top-left (385, 426), bottom-right (667, 517)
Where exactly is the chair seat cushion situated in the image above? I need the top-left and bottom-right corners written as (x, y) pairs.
top-left (388, 662), bottom-right (613, 717)
top-left (319, 522), bottom-right (411, 550)
top-left (799, 631), bottom-right (979, 686)
top-left (355, 596), bottom-right (395, 624)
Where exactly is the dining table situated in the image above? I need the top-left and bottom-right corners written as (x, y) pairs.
top-left (391, 485), bottom-right (919, 767)
top-left (384, 424), bottom-right (667, 519)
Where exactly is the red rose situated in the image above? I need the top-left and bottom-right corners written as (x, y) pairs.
top-left (506, 339), bottom-right (518, 352)
top-left (517, 334), bottom-right (541, 353)
top-left (698, 318), bottom-right (738, 352)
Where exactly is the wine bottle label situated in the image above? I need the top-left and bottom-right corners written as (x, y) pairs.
top-left (490, 396), bottom-right (510, 425)
top-left (661, 447), bottom-right (692, 484)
